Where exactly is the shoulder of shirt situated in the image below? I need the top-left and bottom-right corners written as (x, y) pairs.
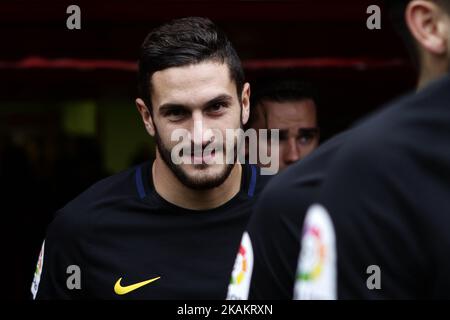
top-left (333, 76), bottom-right (450, 167)
top-left (249, 72), bottom-right (450, 220)
top-left (256, 129), bottom-right (349, 201)
top-left (245, 130), bottom-right (350, 230)
top-left (47, 163), bottom-right (147, 238)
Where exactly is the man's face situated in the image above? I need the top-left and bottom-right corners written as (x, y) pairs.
top-left (260, 99), bottom-right (319, 170)
top-left (149, 61), bottom-right (249, 190)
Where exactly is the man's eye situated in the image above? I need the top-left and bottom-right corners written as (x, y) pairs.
top-left (297, 132), bottom-right (317, 145)
top-left (298, 135), bottom-right (313, 145)
top-left (166, 109), bottom-right (187, 119)
top-left (297, 128), bottom-right (319, 145)
top-left (207, 103), bottom-right (226, 113)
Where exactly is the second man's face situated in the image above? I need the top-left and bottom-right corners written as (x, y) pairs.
top-left (260, 99), bottom-right (319, 170)
top-left (149, 61), bottom-right (249, 189)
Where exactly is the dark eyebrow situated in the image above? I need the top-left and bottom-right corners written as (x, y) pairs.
top-left (158, 94), bottom-right (234, 116)
top-left (204, 94), bottom-right (234, 108)
top-left (298, 127), bottom-right (320, 135)
top-left (158, 103), bottom-right (189, 116)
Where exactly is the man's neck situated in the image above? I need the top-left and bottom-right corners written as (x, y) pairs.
top-left (152, 158), bottom-right (242, 210)
top-left (417, 55), bottom-right (449, 90)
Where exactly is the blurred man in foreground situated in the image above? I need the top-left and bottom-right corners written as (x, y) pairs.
top-left (229, 0), bottom-right (450, 299)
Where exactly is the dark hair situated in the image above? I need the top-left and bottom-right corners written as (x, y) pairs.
top-left (138, 17), bottom-right (244, 113)
top-left (386, 0), bottom-right (450, 68)
top-left (247, 79), bottom-right (319, 129)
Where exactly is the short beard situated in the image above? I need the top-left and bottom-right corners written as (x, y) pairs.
top-left (154, 127), bottom-right (239, 191)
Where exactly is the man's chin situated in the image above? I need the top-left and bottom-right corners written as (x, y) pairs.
top-left (177, 164), bottom-right (234, 190)
top-left (155, 134), bottom-right (236, 190)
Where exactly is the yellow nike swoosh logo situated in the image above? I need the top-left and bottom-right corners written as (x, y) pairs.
top-left (114, 276), bottom-right (161, 295)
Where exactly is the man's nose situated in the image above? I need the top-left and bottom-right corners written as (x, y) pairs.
top-left (283, 137), bottom-right (300, 165)
top-left (191, 112), bottom-right (214, 147)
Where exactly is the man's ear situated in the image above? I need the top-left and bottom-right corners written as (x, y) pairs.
top-left (136, 98), bottom-right (156, 136)
top-left (406, 0), bottom-right (448, 56)
top-left (241, 82), bottom-right (251, 126)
